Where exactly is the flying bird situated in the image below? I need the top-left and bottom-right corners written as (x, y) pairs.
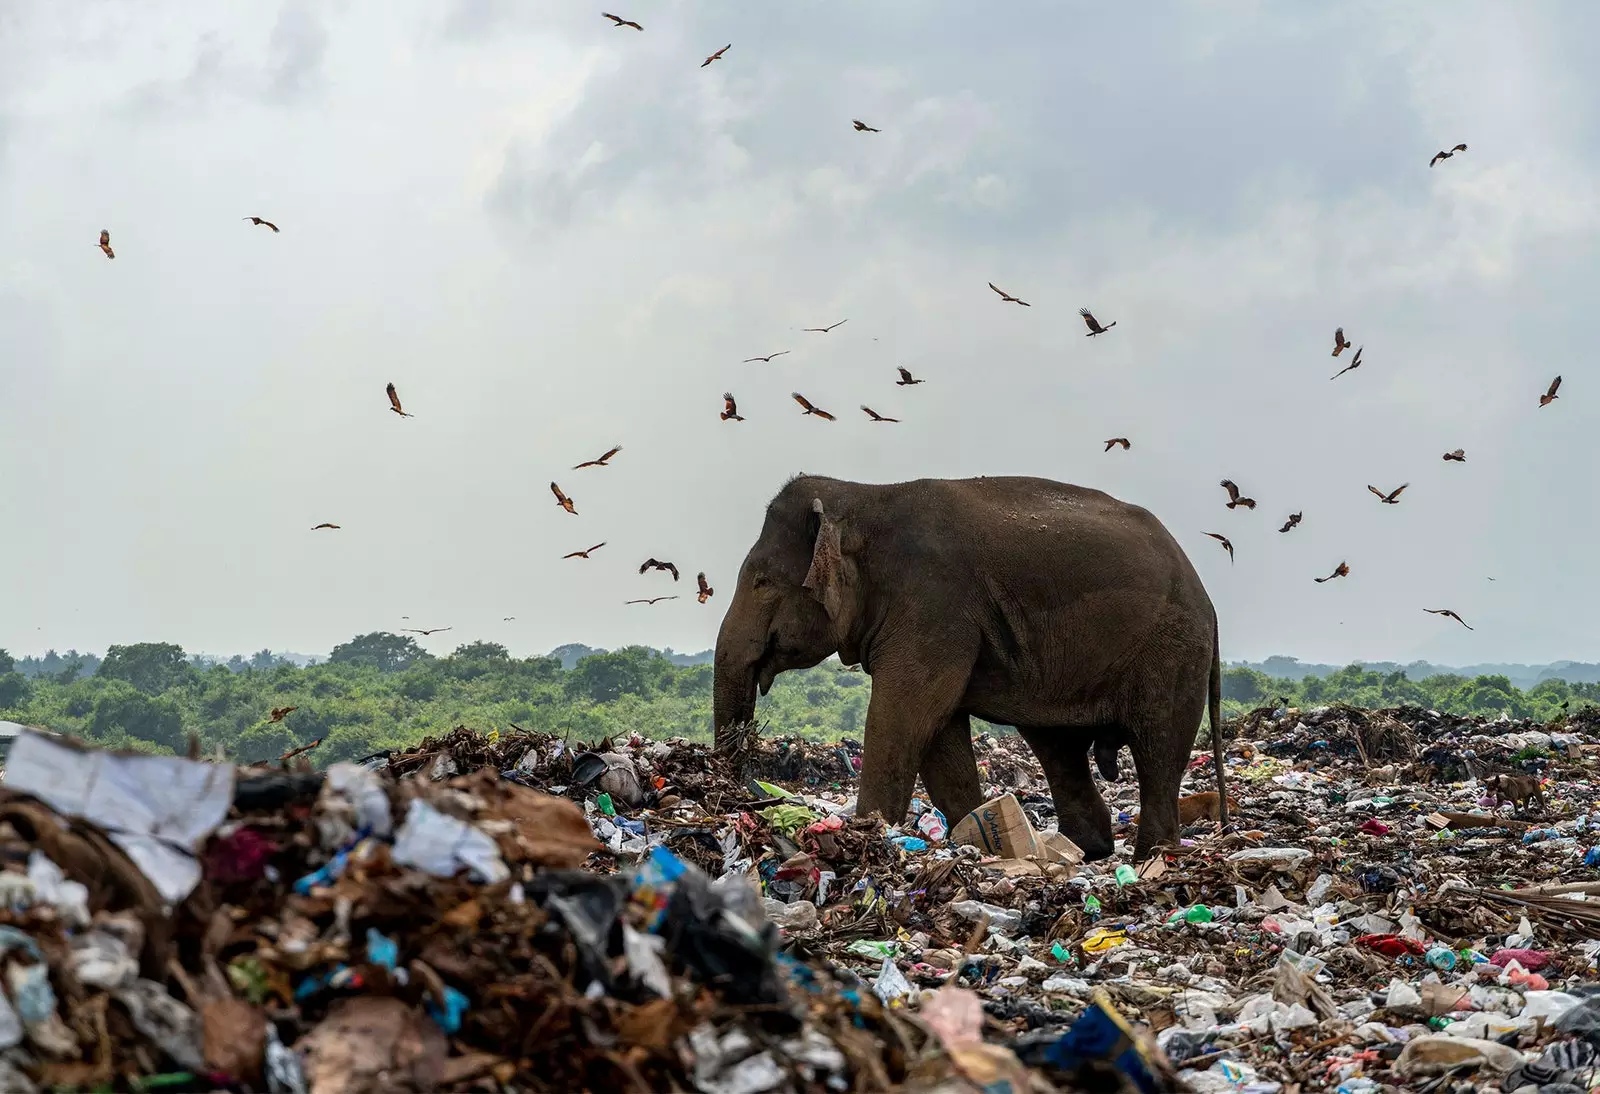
top-left (1367, 483), bottom-right (1409, 505)
top-left (861, 406), bottom-right (899, 422)
top-left (701, 43), bottom-right (731, 67)
top-left (1429, 143), bottom-right (1468, 167)
top-left (1204, 533), bottom-right (1234, 564)
top-left (602, 12), bottom-right (642, 29)
top-left (1442, 449), bottom-right (1466, 462)
top-left (640, 558), bottom-right (681, 581)
top-left (402, 627), bottom-right (453, 636)
top-left (1104, 438), bottom-right (1130, 451)
top-left (1423, 608), bottom-right (1473, 630)
top-left (550, 482), bottom-right (577, 514)
top-left (1079, 308), bottom-right (1116, 336)
top-left (311, 523), bottom-right (341, 530)
top-left (1219, 480), bottom-right (1256, 510)
top-left (743, 351), bottom-right (789, 363)
top-left (895, 366), bottom-right (924, 386)
top-left (386, 383), bottom-right (413, 417)
top-left (852, 119), bottom-right (880, 132)
top-left (268, 706), bottom-right (297, 723)
top-left (97, 230), bottom-right (114, 259)
top-left (564, 542), bottom-right (606, 559)
top-left (803, 319), bottom-right (848, 333)
top-left (503, 617), bottom-right (516, 622)
top-left (1332, 328), bottom-right (1351, 356)
top-left (1278, 512), bottom-right (1302, 534)
top-left (989, 282), bottom-right (1030, 306)
top-left (1330, 345), bottom-right (1364, 380)
top-left (792, 392), bottom-right (836, 420)
top-left (720, 392), bottom-right (745, 421)
top-left (1315, 562), bottom-right (1350, 583)
top-left (1540, 376), bottom-right (1562, 407)
top-left (573, 445), bottom-right (622, 469)
top-left (243, 216), bottom-right (280, 232)
top-left (626, 596), bottom-right (679, 605)
top-left (696, 572), bottom-right (714, 603)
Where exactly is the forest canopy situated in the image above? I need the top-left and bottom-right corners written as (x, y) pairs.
top-left (0, 637), bottom-right (1591, 766)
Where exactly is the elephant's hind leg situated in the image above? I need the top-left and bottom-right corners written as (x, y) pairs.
top-left (919, 713), bottom-right (983, 826)
top-left (1018, 727), bottom-right (1115, 861)
top-left (1127, 670), bottom-right (1209, 861)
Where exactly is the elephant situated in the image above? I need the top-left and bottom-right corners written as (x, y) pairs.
top-left (712, 474), bottom-right (1227, 861)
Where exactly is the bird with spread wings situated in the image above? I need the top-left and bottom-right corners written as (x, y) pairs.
top-left (573, 445), bottom-right (622, 469)
top-left (563, 542), bottom-right (606, 560)
top-left (696, 572), bottom-right (715, 603)
top-left (640, 558), bottom-right (680, 581)
top-left (720, 393), bottom-right (745, 421)
top-left (386, 383), bottom-right (413, 417)
top-left (792, 392), bottom-right (836, 420)
top-left (1219, 480), bottom-right (1256, 510)
top-left (1080, 308), bottom-right (1116, 336)
top-left (550, 482), bottom-right (577, 514)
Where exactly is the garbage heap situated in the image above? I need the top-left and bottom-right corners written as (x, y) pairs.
top-left (0, 726), bottom-right (1178, 1094)
top-left (11, 702), bottom-right (1600, 1094)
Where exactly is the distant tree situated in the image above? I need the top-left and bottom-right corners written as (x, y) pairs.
top-left (565, 647), bottom-right (669, 703)
top-left (452, 641), bottom-right (511, 662)
top-left (88, 682), bottom-right (185, 750)
top-left (250, 649), bottom-right (279, 671)
top-left (550, 643), bottom-right (606, 670)
top-left (98, 642), bottom-right (195, 695)
top-left (0, 649), bottom-right (12, 675)
top-left (0, 670), bottom-right (27, 710)
top-left (234, 722), bottom-right (297, 764)
top-left (1221, 666), bottom-right (1269, 703)
top-left (328, 632), bottom-right (425, 673)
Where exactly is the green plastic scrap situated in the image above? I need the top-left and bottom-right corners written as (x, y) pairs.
top-left (846, 939), bottom-right (900, 960)
top-left (761, 803), bottom-right (819, 835)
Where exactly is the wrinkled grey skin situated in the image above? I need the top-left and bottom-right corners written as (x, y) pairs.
top-left (713, 474), bottom-right (1226, 861)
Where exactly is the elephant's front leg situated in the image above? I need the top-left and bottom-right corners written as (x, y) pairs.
top-left (918, 713), bottom-right (983, 825)
top-left (1018, 727), bottom-right (1115, 861)
top-left (854, 660), bottom-right (967, 825)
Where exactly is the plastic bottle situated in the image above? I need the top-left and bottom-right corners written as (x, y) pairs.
top-left (1114, 864), bottom-right (1138, 887)
top-left (1185, 904), bottom-right (1215, 924)
top-left (1425, 945), bottom-right (1457, 971)
top-left (1083, 894), bottom-right (1102, 920)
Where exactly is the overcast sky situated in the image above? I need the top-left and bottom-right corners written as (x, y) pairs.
top-left (2, 1), bottom-right (1597, 667)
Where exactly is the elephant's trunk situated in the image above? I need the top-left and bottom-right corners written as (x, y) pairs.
top-left (713, 617), bottom-right (762, 748)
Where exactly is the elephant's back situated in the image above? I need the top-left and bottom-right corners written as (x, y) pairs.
top-left (930, 476), bottom-right (1213, 613)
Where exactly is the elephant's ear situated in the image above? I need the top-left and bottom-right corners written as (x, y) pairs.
top-left (802, 498), bottom-right (845, 619)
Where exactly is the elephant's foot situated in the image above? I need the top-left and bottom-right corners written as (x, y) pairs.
top-left (1131, 823), bottom-right (1178, 862)
top-left (1018, 727), bottom-right (1115, 862)
top-left (1059, 812), bottom-right (1115, 861)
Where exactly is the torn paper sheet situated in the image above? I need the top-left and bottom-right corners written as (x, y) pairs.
top-left (2, 730), bottom-right (234, 904)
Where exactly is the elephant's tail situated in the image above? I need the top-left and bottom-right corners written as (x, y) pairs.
top-left (1209, 620), bottom-right (1228, 825)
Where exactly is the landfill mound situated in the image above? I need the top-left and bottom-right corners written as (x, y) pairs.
top-left (4, 705), bottom-right (1600, 1092)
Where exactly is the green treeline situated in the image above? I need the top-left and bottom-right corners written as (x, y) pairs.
top-left (0, 638), bottom-right (1590, 765)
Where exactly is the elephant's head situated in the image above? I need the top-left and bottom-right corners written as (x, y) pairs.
top-left (714, 477), bottom-right (865, 746)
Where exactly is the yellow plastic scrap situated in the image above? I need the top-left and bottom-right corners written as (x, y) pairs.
top-left (1082, 927), bottom-right (1129, 953)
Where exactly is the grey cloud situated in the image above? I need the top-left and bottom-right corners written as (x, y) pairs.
top-left (267, 1), bottom-right (329, 103)
top-left (3, 0), bottom-right (1600, 665)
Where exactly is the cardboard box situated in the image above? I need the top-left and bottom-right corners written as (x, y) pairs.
top-left (951, 794), bottom-right (1040, 860)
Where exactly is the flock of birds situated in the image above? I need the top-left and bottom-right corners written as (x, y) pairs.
top-left (78, 19), bottom-right (1553, 648)
top-left (1196, 301), bottom-right (1563, 633)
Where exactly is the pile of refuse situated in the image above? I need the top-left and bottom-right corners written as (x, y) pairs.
top-left (9, 703), bottom-right (1600, 1092)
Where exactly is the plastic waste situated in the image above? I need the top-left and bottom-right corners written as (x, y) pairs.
top-left (1114, 864), bottom-right (1139, 886)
